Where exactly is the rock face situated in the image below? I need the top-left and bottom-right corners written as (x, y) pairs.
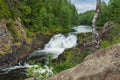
top-left (0, 18), bottom-right (27, 55)
top-left (0, 18), bottom-right (51, 69)
top-left (0, 18), bottom-right (28, 69)
top-left (0, 19), bottom-right (13, 55)
top-left (0, 33), bottom-right (51, 69)
top-left (48, 43), bottom-right (120, 80)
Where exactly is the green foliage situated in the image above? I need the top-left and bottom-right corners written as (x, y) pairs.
top-left (0, 0), bottom-right (79, 35)
top-left (26, 29), bottom-right (34, 38)
top-left (106, 24), bottom-right (120, 41)
top-left (77, 32), bottom-right (92, 43)
top-left (28, 63), bottom-right (53, 80)
top-left (20, 0), bottom-right (79, 33)
top-left (27, 55), bottom-right (53, 80)
top-left (52, 61), bottom-right (74, 73)
top-left (100, 41), bottom-right (110, 49)
top-left (52, 46), bottom-right (91, 73)
top-left (96, 1), bottom-right (110, 27)
top-left (96, 0), bottom-right (120, 27)
top-left (78, 0), bottom-right (120, 27)
top-left (78, 10), bottom-right (94, 25)
top-left (51, 33), bottom-right (92, 73)
top-left (52, 50), bottom-right (91, 73)
top-left (6, 20), bottom-right (19, 41)
top-left (23, 5), bottom-right (31, 16)
top-left (0, 0), bottom-right (11, 19)
top-left (108, 0), bottom-right (120, 24)
top-left (100, 24), bottom-right (120, 49)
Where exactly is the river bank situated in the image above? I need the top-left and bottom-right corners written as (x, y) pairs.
top-left (1, 21), bottom-right (120, 80)
top-left (0, 25), bottom-right (92, 80)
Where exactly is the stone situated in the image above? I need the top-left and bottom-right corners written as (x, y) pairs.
top-left (48, 43), bottom-right (120, 80)
top-left (0, 32), bottom-right (51, 69)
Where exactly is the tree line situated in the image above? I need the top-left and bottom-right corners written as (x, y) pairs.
top-left (78, 0), bottom-right (120, 27)
top-left (0, 0), bottom-right (80, 34)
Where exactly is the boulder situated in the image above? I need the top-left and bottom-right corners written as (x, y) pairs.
top-left (48, 43), bottom-right (120, 80)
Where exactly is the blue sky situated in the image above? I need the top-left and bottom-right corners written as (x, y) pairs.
top-left (71, 0), bottom-right (110, 13)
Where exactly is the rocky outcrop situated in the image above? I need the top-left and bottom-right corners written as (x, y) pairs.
top-left (0, 33), bottom-right (51, 69)
top-left (0, 18), bottom-right (27, 55)
top-left (0, 19), bottom-right (13, 55)
top-left (31, 33), bottom-right (52, 50)
top-left (48, 43), bottom-right (120, 80)
top-left (0, 18), bottom-right (28, 69)
top-left (0, 18), bottom-right (52, 69)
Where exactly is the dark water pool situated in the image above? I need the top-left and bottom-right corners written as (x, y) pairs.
top-left (0, 68), bottom-right (28, 80)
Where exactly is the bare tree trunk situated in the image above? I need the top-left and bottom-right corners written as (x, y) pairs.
top-left (92, 0), bottom-right (101, 48)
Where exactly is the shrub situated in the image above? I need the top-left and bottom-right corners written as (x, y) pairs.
top-left (100, 41), bottom-right (110, 49)
top-left (0, 0), bottom-right (11, 19)
top-left (52, 61), bottom-right (74, 73)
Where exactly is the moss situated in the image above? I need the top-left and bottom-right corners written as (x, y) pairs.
top-left (0, 0), bottom-right (11, 19)
top-left (14, 42), bottom-right (21, 46)
top-left (100, 40), bottom-right (111, 49)
top-left (6, 20), bottom-right (19, 42)
top-left (64, 47), bottom-right (80, 63)
top-left (0, 51), bottom-right (6, 55)
top-left (0, 44), bottom-right (12, 55)
top-left (26, 29), bottom-right (34, 38)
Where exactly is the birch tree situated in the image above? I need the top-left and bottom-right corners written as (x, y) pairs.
top-left (92, 0), bottom-right (101, 48)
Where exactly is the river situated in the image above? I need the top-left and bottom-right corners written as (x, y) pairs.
top-left (0, 25), bottom-right (92, 80)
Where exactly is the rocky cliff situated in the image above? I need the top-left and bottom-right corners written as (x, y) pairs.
top-left (0, 18), bottom-right (51, 69)
top-left (48, 43), bottom-right (120, 80)
top-left (0, 19), bottom-right (13, 55)
top-left (0, 18), bottom-right (26, 55)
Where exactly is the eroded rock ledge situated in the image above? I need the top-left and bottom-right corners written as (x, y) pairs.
top-left (0, 18), bottom-right (52, 69)
top-left (48, 43), bottom-right (120, 80)
top-left (0, 33), bottom-right (51, 70)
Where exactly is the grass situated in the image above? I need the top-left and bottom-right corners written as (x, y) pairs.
top-left (6, 20), bottom-right (19, 42)
top-left (52, 46), bottom-right (91, 73)
top-left (100, 24), bottom-right (120, 49)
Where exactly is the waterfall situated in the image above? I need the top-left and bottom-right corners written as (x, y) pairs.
top-left (30, 33), bottom-right (77, 59)
top-left (0, 25), bottom-right (92, 75)
top-left (29, 25), bottom-right (92, 59)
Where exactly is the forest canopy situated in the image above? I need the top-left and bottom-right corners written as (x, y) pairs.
top-left (78, 0), bottom-right (120, 27)
top-left (0, 0), bottom-right (79, 34)
top-left (0, 0), bottom-right (120, 33)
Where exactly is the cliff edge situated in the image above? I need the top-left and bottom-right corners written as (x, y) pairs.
top-left (48, 43), bottom-right (120, 80)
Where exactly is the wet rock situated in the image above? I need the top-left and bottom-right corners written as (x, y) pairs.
top-left (48, 43), bottom-right (120, 80)
top-left (0, 18), bottom-right (52, 69)
top-left (52, 53), bottom-right (66, 63)
top-left (0, 56), bottom-right (8, 62)
top-left (31, 33), bottom-right (52, 50)
top-left (0, 32), bottom-right (51, 69)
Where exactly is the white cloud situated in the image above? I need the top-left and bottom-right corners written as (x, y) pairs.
top-left (104, 0), bottom-right (109, 4)
top-left (75, 3), bottom-right (96, 13)
top-left (71, 0), bottom-right (110, 13)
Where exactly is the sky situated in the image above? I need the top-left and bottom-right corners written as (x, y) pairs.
top-left (71, 0), bottom-right (110, 13)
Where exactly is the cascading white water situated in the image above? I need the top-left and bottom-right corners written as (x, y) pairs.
top-left (0, 25), bottom-right (92, 75)
top-left (30, 33), bottom-right (77, 59)
top-left (29, 25), bottom-right (92, 59)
